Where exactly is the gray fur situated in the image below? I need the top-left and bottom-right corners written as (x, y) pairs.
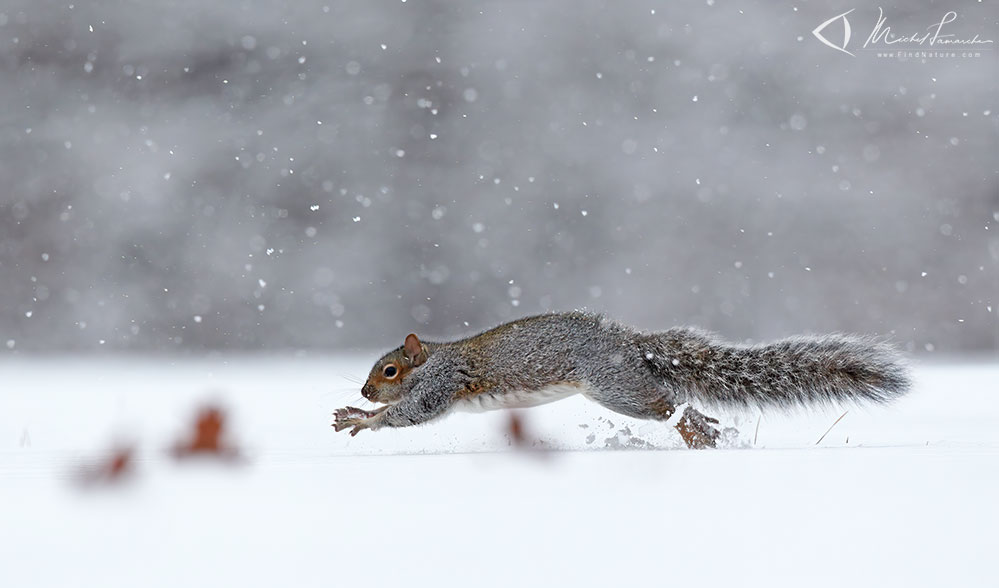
top-left (353, 312), bottom-right (911, 433)
top-left (638, 326), bottom-right (912, 410)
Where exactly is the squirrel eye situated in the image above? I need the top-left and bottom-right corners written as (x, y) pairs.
top-left (382, 364), bottom-right (398, 379)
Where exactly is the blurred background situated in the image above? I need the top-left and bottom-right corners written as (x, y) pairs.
top-left (0, 0), bottom-right (995, 354)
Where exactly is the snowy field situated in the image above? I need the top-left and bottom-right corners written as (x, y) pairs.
top-left (2, 357), bottom-right (996, 587)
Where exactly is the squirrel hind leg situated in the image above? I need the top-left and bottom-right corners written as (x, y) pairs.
top-left (582, 388), bottom-right (719, 449)
top-left (582, 386), bottom-right (675, 421)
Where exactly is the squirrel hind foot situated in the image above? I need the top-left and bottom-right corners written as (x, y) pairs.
top-left (675, 407), bottom-right (720, 449)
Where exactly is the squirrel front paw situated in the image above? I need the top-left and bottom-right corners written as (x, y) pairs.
top-left (332, 406), bottom-right (385, 436)
top-left (675, 407), bottom-right (721, 449)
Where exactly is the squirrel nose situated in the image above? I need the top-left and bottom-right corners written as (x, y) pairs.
top-left (361, 383), bottom-right (375, 400)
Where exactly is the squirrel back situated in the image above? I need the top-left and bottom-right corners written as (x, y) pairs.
top-left (445, 312), bottom-right (912, 410)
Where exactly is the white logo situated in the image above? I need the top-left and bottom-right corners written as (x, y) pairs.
top-left (812, 9), bottom-right (856, 56)
top-left (812, 7), bottom-right (993, 57)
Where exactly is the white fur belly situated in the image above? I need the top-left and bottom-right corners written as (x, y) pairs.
top-left (455, 383), bottom-right (585, 413)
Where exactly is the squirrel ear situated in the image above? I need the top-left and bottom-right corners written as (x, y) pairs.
top-left (404, 333), bottom-right (427, 366)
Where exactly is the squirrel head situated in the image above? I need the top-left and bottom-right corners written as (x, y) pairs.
top-left (361, 333), bottom-right (429, 404)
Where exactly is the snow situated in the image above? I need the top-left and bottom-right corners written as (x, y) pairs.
top-left (1, 358), bottom-right (996, 587)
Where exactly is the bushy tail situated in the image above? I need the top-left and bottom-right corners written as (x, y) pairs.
top-left (639, 328), bottom-right (911, 409)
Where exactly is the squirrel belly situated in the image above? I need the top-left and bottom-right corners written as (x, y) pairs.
top-left (453, 382), bottom-right (588, 413)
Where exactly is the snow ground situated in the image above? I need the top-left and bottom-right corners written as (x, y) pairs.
top-left (1, 357), bottom-right (996, 588)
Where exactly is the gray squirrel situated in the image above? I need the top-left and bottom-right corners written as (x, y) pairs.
top-left (332, 312), bottom-right (911, 448)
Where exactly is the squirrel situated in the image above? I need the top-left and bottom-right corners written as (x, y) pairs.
top-left (332, 312), bottom-right (911, 448)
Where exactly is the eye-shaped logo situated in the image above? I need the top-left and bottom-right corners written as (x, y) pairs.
top-left (812, 9), bottom-right (856, 56)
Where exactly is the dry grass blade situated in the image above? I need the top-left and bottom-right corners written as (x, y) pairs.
top-left (815, 410), bottom-right (849, 446)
